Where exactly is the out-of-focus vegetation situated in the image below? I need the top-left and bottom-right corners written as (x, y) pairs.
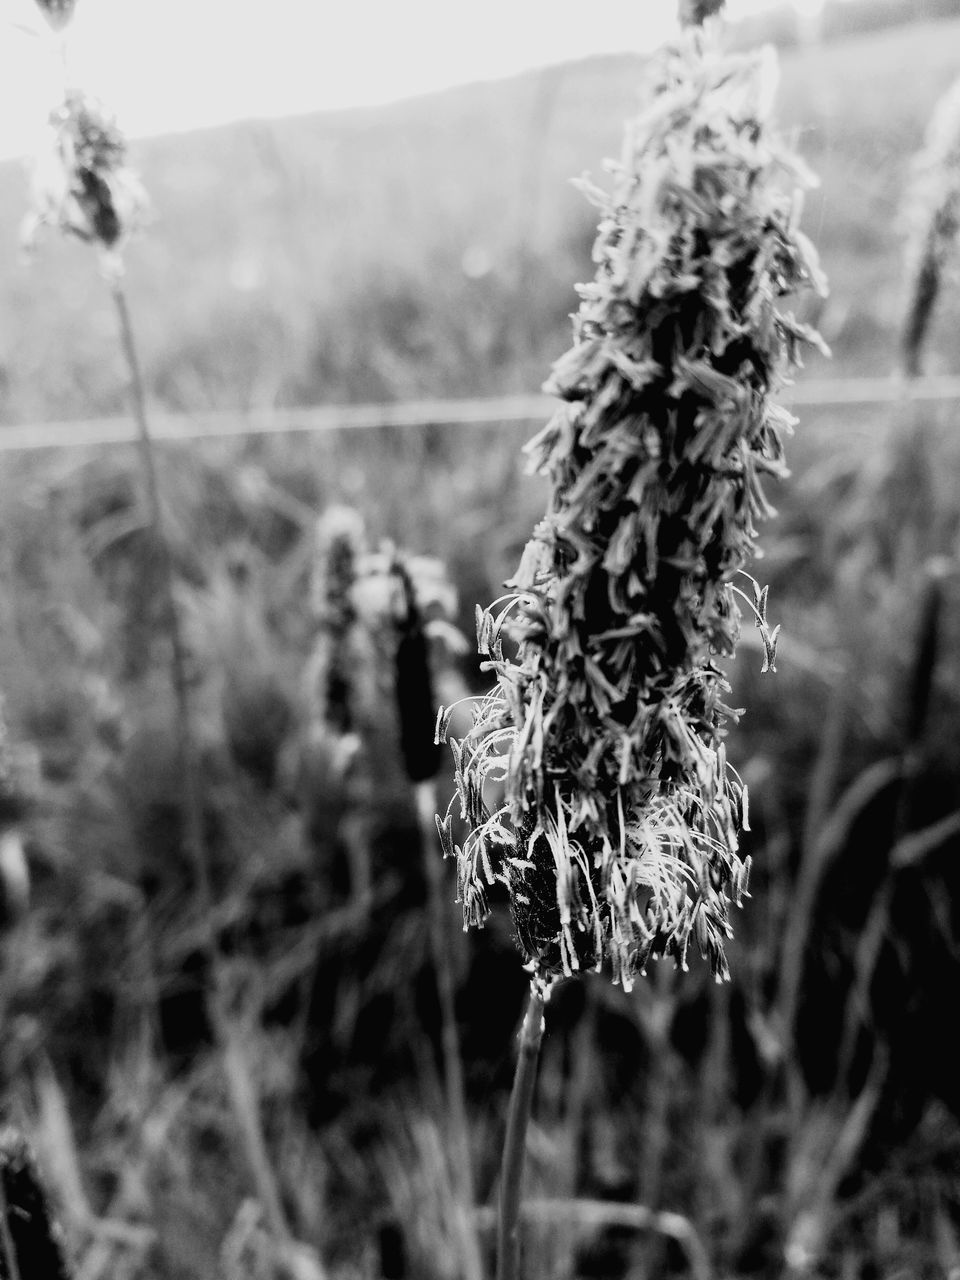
top-left (4, 15), bottom-right (960, 423)
top-left (2, 9), bottom-right (960, 1280)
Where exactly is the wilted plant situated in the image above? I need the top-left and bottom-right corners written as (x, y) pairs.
top-left (902, 75), bottom-right (960, 378)
top-left (438, 15), bottom-right (825, 1279)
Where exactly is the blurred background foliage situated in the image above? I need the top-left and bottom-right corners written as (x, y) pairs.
top-left (2, 6), bottom-right (960, 1280)
top-left (4, 9), bottom-right (960, 421)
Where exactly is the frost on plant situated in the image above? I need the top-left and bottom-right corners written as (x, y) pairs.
top-left (22, 89), bottom-right (147, 257)
top-left (437, 30), bottom-right (827, 989)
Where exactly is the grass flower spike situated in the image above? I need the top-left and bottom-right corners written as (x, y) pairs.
top-left (23, 90), bottom-right (146, 261)
top-left (388, 552), bottom-right (444, 784)
top-left (439, 27), bottom-right (826, 990)
top-left (309, 505), bottom-right (369, 740)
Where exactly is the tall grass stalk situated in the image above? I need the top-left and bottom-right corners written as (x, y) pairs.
top-left (23, 79), bottom-right (293, 1248)
top-left (392, 551), bottom-right (483, 1280)
top-left (438, 9), bottom-right (824, 1273)
top-left (834, 558), bottom-right (950, 1086)
top-left (113, 230), bottom-right (298, 1259)
top-left (110, 187), bottom-right (296, 1264)
top-left (415, 780), bottom-right (484, 1280)
top-left (109, 278), bottom-right (214, 930)
top-left (496, 977), bottom-right (547, 1280)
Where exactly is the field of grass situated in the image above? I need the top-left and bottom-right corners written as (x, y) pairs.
top-left (3, 17), bottom-right (960, 424)
top-left (2, 11), bottom-right (960, 1280)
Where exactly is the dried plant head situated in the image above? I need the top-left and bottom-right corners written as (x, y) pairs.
top-left (307, 505), bottom-right (369, 738)
top-left (902, 75), bottom-right (960, 377)
top-left (337, 541), bottom-right (463, 786)
top-left (33, 0), bottom-right (77, 31)
top-left (384, 550), bottom-right (448, 785)
top-left (22, 89), bottom-right (147, 260)
top-left (438, 26), bottom-right (826, 990)
top-left (679, 0), bottom-right (726, 24)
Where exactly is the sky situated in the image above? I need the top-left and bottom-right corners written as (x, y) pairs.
top-left (0, 0), bottom-right (822, 161)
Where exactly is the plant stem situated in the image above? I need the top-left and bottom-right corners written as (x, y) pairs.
top-left (415, 780), bottom-right (484, 1280)
top-left (110, 276), bottom-right (291, 1241)
top-left (0, 1173), bottom-right (23, 1280)
top-left (497, 977), bottom-right (547, 1280)
top-left (110, 278), bottom-right (213, 926)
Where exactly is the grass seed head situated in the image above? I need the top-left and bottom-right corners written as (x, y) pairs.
top-left (33, 0), bottom-right (77, 30)
top-left (308, 505), bottom-right (368, 737)
top-left (23, 89), bottom-right (147, 257)
top-left (388, 552), bottom-right (443, 784)
top-left (439, 27), bottom-right (825, 989)
top-left (679, 0), bottom-right (726, 25)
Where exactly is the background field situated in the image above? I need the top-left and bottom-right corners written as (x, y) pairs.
top-left (2, 10), bottom-right (960, 1280)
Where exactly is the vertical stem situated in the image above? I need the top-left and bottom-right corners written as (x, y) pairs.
top-left (221, 1025), bottom-right (291, 1243)
top-left (0, 1174), bottom-right (23, 1280)
top-left (110, 277), bottom-right (291, 1240)
top-left (110, 278), bottom-right (214, 930)
top-left (836, 559), bottom-right (948, 1083)
top-left (415, 781), bottom-right (483, 1280)
top-left (497, 977), bottom-right (547, 1280)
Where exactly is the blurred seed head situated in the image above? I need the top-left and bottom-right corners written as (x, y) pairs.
top-left (23, 89), bottom-right (147, 257)
top-left (34, 0), bottom-right (77, 31)
top-left (309, 505), bottom-right (368, 737)
top-left (678, 0), bottom-right (725, 25)
top-left (388, 551), bottom-right (443, 785)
